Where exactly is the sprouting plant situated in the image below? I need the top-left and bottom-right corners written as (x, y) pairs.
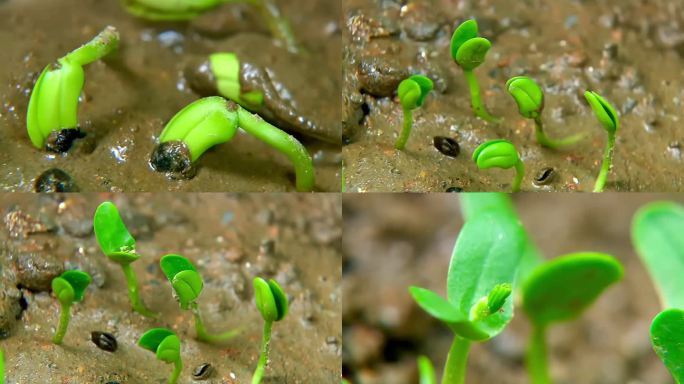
top-left (394, 75), bottom-right (433, 150)
top-left (506, 76), bottom-right (583, 149)
top-left (27, 26), bottom-right (119, 152)
top-left (418, 355), bottom-right (437, 384)
top-left (149, 96), bottom-right (315, 192)
top-left (252, 277), bottom-right (289, 384)
top-left (472, 140), bottom-right (525, 192)
top-left (159, 254), bottom-right (241, 343)
top-left (51, 270), bottom-right (92, 344)
top-left (632, 201), bottom-right (684, 383)
top-left (0, 348), bottom-right (4, 383)
top-left (584, 91), bottom-right (619, 193)
top-left (93, 201), bottom-right (158, 318)
top-left (450, 19), bottom-right (499, 123)
top-left (207, 53), bottom-right (265, 110)
top-left (138, 328), bottom-right (183, 384)
top-left (409, 208), bottom-right (525, 384)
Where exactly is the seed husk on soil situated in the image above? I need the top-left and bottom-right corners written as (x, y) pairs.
top-left (433, 136), bottom-right (461, 158)
top-left (91, 331), bottom-right (118, 352)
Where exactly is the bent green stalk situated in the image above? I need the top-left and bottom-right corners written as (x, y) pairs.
top-left (526, 325), bottom-right (551, 384)
top-left (442, 337), bottom-right (471, 384)
top-left (533, 117), bottom-right (583, 149)
top-left (190, 302), bottom-right (241, 343)
top-left (513, 160), bottom-right (525, 193)
top-left (52, 303), bottom-right (72, 344)
top-left (594, 131), bottom-right (615, 193)
top-left (464, 70), bottom-right (499, 123)
top-left (169, 360), bottom-right (182, 384)
top-left (252, 320), bottom-right (273, 384)
top-left (121, 264), bottom-right (158, 318)
top-left (395, 109), bottom-right (413, 150)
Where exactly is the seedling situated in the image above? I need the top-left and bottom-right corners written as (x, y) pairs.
top-left (394, 75), bottom-right (433, 150)
top-left (632, 201), bottom-right (684, 383)
top-left (138, 328), bottom-right (183, 384)
top-left (472, 140), bottom-right (525, 192)
top-left (207, 53), bottom-right (265, 110)
top-left (93, 201), bottom-right (158, 318)
top-left (252, 277), bottom-right (289, 384)
top-left (149, 96), bottom-right (315, 192)
top-left (51, 270), bottom-right (92, 344)
top-left (418, 355), bottom-right (437, 384)
top-left (584, 91), bottom-right (619, 192)
top-left (450, 19), bottom-right (499, 122)
top-left (27, 26), bottom-right (119, 152)
top-left (409, 209), bottom-right (525, 383)
top-left (159, 254), bottom-right (241, 343)
top-left (506, 76), bottom-right (583, 149)
top-left (0, 349), bottom-right (4, 383)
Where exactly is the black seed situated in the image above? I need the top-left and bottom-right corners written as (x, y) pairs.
top-left (433, 136), bottom-right (460, 157)
top-left (192, 363), bottom-right (214, 380)
top-left (91, 331), bottom-right (118, 352)
top-left (534, 167), bottom-right (555, 185)
top-left (34, 168), bottom-right (78, 192)
top-left (446, 187), bottom-right (463, 192)
top-left (150, 141), bottom-right (197, 179)
top-left (45, 128), bottom-right (86, 153)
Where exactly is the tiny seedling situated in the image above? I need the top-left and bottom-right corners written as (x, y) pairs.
top-left (450, 19), bottom-right (499, 123)
top-left (394, 75), bottom-right (433, 150)
top-left (208, 53), bottom-right (265, 109)
top-left (93, 201), bottom-right (157, 318)
top-left (138, 328), bottom-right (183, 384)
top-left (27, 26), bottom-right (119, 152)
top-left (418, 355), bottom-right (437, 384)
top-left (506, 76), bottom-right (583, 149)
top-left (0, 349), bottom-right (4, 383)
top-left (472, 140), bottom-right (525, 193)
top-left (632, 201), bottom-right (684, 383)
top-left (150, 96), bottom-right (315, 192)
top-left (51, 270), bottom-right (92, 344)
top-left (584, 91), bottom-right (619, 192)
top-left (409, 209), bottom-right (525, 384)
top-left (252, 277), bottom-right (289, 384)
top-left (160, 254), bottom-right (240, 343)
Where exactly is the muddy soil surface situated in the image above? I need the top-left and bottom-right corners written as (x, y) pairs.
top-left (343, 0), bottom-right (684, 192)
top-left (0, 0), bottom-right (341, 192)
top-left (342, 193), bottom-right (680, 383)
top-left (0, 193), bottom-right (341, 383)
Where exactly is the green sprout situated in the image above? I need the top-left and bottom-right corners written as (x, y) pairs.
top-left (632, 201), bottom-right (684, 383)
top-left (160, 254), bottom-right (241, 343)
top-left (418, 355), bottom-right (437, 384)
top-left (450, 19), bottom-right (499, 123)
top-left (394, 75), bottom-right (433, 150)
top-left (506, 76), bottom-right (583, 149)
top-left (0, 349), bottom-right (4, 383)
top-left (93, 201), bottom-right (158, 318)
top-left (252, 277), bottom-right (289, 384)
top-left (138, 328), bottom-right (183, 384)
top-left (208, 53), bottom-right (265, 110)
top-left (150, 96), bottom-right (314, 192)
top-left (51, 270), bottom-right (92, 344)
top-left (472, 140), bottom-right (525, 192)
top-left (584, 91), bottom-right (619, 192)
top-left (409, 208), bottom-right (525, 384)
top-left (27, 26), bottom-right (119, 152)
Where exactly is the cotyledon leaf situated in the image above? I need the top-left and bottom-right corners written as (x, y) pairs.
top-left (651, 308), bottom-right (684, 383)
top-left (93, 202), bottom-right (139, 263)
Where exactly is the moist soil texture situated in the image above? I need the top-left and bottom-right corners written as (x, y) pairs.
top-left (0, 193), bottom-right (341, 383)
top-left (0, 0), bottom-right (341, 192)
top-left (342, 193), bottom-right (679, 384)
top-left (343, 0), bottom-right (684, 192)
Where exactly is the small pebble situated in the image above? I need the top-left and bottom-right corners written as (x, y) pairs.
top-left (192, 363), bottom-right (214, 380)
top-left (433, 136), bottom-right (460, 157)
top-left (91, 331), bottom-right (118, 352)
top-left (34, 168), bottom-right (78, 192)
top-left (668, 142), bottom-right (681, 160)
top-left (534, 167), bottom-right (556, 186)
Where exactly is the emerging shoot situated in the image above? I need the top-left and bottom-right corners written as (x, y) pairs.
top-left (584, 91), bottom-right (619, 192)
top-left (150, 96), bottom-right (315, 192)
top-left (138, 328), bottom-right (183, 384)
top-left (395, 75), bottom-right (433, 150)
top-left (208, 53), bottom-right (265, 110)
top-left (93, 201), bottom-right (158, 317)
top-left (0, 349), bottom-right (3, 383)
top-left (252, 277), bottom-right (289, 384)
top-left (51, 270), bottom-right (92, 344)
top-left (472, 140), bottom-right (525, 193)
top-left (418, 355), bottom-right (437, 384)
top-left (27, 26), bottom-right (119, 152)
top-left (159, 254), bottom-right (241, 343)
top-left (450, 19), bottom-right (499, 122)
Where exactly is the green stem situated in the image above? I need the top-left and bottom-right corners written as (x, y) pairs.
top-left (463, 70), bottom-right (499, 123)
top-left (252, 320), bottom-right (273, 384)
top-left (534, 117), bottom-right (584, 149)
top-left (121, 264), bottom-right (158, 318)
top-left (191, 302), bottom-right (241, 343)
top-left (244, 0), bottom-right (299, 53)
top-left (526, 325), bottom-right (552, 384)
top-left (52, 303), bottom-right (71, 344)
top-left (512, 160), bottom-right (525, 193)
top-left (169, 359), bottom-right (182, 384)
top-left (236, 107), bottom-right (314, 192)
top-left (395, 109), bottom-right (413, 150)
top-left (441, 336), bottom-right (470, 384)
top-left (593, 131), bottom-right (615, 193)
top-left (64, 26), bottom-right (119, 67)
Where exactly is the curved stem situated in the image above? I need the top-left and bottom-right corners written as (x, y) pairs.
top-left (441, 336), bottom-right (470, 384)
top-left (512, 160), bottom-right (525, 193)
top-left (252, 320), bottom-right (273, 384)
top-left (52, 303), bottom-right (71, 344)
top-left (169, 359), bottom-right (183, 384)
top-left (245, 0), bottom-right (299, 53)
top-left (237, 107), bottom-right (314, 192)
top-left (395, 109), bottom-right (413, 150)
top-left (463, 70), bottom-right (499, 123)
top-left (418, 355), bottom-right (437, 384)
top-left (121, 264), bottom-right (158, 318)
top-left (64, 26), bottom-right (119, 67)
top-left (526, 325), bottom-right (552, 384)
top-left (191, 302), bottom-right (241, 343)
top-left (534, 117), bottom-right (583, 149)
top-left (593, 131), bottom-right (615, 193)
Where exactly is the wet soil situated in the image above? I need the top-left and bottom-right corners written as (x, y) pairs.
top-left (343, 0), bottom-right (684, 192)
top-left (0, 0), bottom-right (341, 192)
top-left (342, 193), bottom-right (681, 384)
top-left (0, 193), bottom-right (341, 383)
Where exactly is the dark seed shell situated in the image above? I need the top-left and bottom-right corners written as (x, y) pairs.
top-left (91, 331), bottom-right (118, 352)
top-left (192, 363), bottom-right (214, 380)
top-left (46, 128), bottom-right (86, 153)
top-left (34, 168), bottom-right (78, 192)
top-left (150, 141), bottom-right (197, 179)
top-left (433, 136), bottom-right (460, 157)
top-left (533, 167), bottom-right (555, 186)
top-left (446, 187), bottom-right (463, 192)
